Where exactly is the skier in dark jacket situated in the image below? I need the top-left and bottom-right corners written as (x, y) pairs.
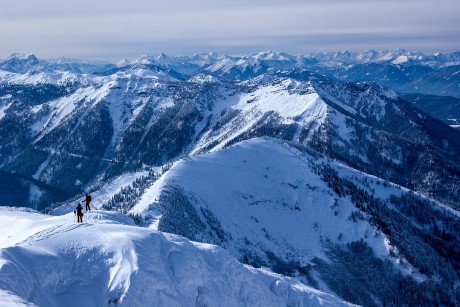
top-left (75, 203), bottom-right (84, 223)
top-left (84, 193), bottom-right (92, 212)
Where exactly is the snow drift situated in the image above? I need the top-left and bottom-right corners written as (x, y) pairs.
top-left (0, 207), bottom-right (352, 307)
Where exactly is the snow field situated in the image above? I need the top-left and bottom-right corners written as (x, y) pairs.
top-left (0, 207), bottom-right (353, 306)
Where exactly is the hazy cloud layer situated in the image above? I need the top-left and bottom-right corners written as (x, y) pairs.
top-left (1, 0), bottom-right (459, 60)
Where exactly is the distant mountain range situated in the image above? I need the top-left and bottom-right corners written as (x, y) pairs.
top-left (2, 49), bottom-right (460, 92)
top-left (2, 49), bottom-right (459, 127)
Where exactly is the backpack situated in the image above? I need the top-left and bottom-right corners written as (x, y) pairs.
top-left (88, 195), bottom-right (92, 202)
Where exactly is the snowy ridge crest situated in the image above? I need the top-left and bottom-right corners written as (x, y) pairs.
top-left (0, 207), bottom-right (353, 306)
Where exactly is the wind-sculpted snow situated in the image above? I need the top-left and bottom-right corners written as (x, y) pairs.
top-left (0, 207), bottom-right (353, 307)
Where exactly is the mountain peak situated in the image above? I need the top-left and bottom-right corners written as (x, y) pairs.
top-left (0, 53), bottom-right (42, 73)
top-left (155, 52), bottom-right (170, 62)
top-left (7, 53), bottom-right (39, 62)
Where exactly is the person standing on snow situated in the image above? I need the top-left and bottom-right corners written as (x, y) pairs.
top-left (84, 193), bottom-right (92, 212)
top-left (75, 203), bottom-right (84, 223)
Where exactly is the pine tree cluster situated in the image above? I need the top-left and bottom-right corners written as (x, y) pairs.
top-left (315, 163), bottom-right (460, 305)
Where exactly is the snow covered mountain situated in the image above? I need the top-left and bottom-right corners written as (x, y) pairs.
top-left (0, 53), bottom-right (114, 75)
top-left (107, 50), bottom-right (460, 98)
top-left (0, 54), bottom-right (43, 74)
top-left (1, 51), bottom-right (460, 306)
top-left (1, 61), bottom-right (459, 211)
top-left (0, 206), bottom-right (353, 306)
top-left (3, 50), bottom-right (459, 96)
top-left (95, 138), bottom-right (458, 306)
top-left (309, 49), bottom-right (460, 68)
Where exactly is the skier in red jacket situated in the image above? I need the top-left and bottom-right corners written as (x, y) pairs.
top-left (84, 193), bottom-right (92, 212)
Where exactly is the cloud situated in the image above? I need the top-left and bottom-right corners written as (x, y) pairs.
top-left (1, 0), bottom-right (459, 60)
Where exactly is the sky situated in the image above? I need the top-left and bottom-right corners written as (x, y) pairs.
top-left (1, 0), bottom-right (459, 61)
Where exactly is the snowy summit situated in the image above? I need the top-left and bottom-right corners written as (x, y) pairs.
top-left (0, 207), bottom-right (352, 306)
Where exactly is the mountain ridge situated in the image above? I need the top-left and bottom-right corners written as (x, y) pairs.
top-left (1, 66), bottom-right (459, 210)
top-left (0, 206), bottom-right (354, 307)
top-left (100, 137), bottom-right (460, 306)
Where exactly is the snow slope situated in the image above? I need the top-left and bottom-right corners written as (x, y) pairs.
top-left (191, 78), bottom-right (328, 154)
top-left (130, 138), bottom-right (420, 277)
top-left (0, 207), bottom-right (353, 307)
top-left (122, 138), bottom-right (460, 305)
